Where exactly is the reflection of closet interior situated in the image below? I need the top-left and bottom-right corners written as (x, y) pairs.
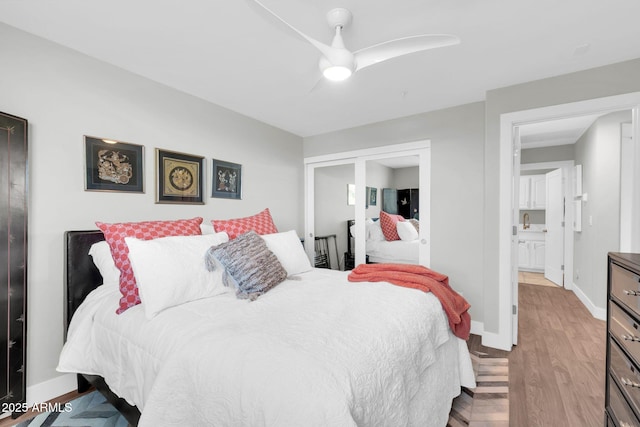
top-left (382, 188), bottom-right (419, 219)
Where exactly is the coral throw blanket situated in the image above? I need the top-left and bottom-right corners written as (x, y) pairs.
top-left (348, 263), bottom-right (471, 340)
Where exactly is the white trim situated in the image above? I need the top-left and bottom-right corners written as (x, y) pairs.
top-left (498, 91), bottom-right (640, 351)
top-left (304, 140), bottom-right (431, 165)
top-left (570, 282), bottom-right (607, 321)
top-left (26, 373), bottom-right (76, 406)
top-left (620, 122), bottom-right (633, 252)
top-left (470, 320), bottom-right (484, 336)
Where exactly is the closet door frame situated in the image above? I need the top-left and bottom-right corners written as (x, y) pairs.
top-left (304, 140), bottom-right (431, 267)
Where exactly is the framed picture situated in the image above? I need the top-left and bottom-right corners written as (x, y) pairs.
top-left (156, 149), bottom-right (204, 204)
top-left (211, 159), bottom-right (242, 199)
top-left (84, 136), bottom-right (144, 193)
top-left (369, 187), bottom-right (378, 206)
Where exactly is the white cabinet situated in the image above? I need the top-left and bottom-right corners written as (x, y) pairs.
top-left (518, 231), bottom-right (545, 272)
top-left (519, 175), bottom-right (546, 210)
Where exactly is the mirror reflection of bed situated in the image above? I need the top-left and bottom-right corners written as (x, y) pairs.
top-left (347, 215), bottom-right (420, 266)
top-left (348, 156), bottom-right (420, 267)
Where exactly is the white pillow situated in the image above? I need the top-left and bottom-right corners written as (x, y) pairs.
top-left (200, 223), bottom-right (215, 235)
top-left (88, 240), bottom-right (120, 286)
top-left (367, 221), bottom-right (386, 241)
top-left (396, 221), bottom-right (419, 241)
top-left (126, 232), bottom-right (230, 319)
top-left (261, 230), bottom-right (313, 276)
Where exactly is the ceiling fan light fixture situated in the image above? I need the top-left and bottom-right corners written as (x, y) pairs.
top-left (323, 65), bottom-right (352, 81)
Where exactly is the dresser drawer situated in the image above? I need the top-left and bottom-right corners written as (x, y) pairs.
top-left (608, 377), bottom-right (640, 427)
top-left (611, 263), bottom-right (640, 317)
top-left (610, 303), bottom-right (640, 366)
top-left (609, 338), bottom-right (640, 416)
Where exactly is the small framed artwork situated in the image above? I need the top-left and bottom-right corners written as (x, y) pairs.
top-left (369, 187), bottom-right (378, 206)
top-left (84, 136), bottom-right (144, 193)
top-left (211, 159), bottom-right (242, 200)
top-left (156, 149), bottom-right (204, 204)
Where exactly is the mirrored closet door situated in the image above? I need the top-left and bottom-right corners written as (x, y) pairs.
top-left (304, 141), bottom-right (431, 270)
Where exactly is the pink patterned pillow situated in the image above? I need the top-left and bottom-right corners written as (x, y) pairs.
top-left (379, 211), bottom-right (405, 241)
top-left (212, 208), bottom-right (278, 240)
top-left (96, 217), bottom-right (203, 314)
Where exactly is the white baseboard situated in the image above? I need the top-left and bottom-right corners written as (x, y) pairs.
top-left (470, 320), bottom-right (483, 336)
top-left (571, 282), bottom-right (606, 321)
top-left (480, 329), bottom-right (512, 352)
top-left (26, 373), bottom-right (77, 405)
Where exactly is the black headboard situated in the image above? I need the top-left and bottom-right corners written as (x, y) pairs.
top-left (64, 230), bottom-right (105, 330)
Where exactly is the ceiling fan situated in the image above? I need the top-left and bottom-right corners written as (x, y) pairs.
top-left (250, 0), bottom-right (460, 82)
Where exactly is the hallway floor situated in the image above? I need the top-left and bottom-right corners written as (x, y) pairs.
top-left (518, 271), bottom-right (559, 287)
top-left (468, 282), bottom-right (606, 426)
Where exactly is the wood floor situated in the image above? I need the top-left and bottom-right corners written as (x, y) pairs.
top-left (469, 282), bottom-right (606, 427)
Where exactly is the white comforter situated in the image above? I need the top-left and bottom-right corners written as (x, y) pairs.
top-left (58, 268), bottom-right (475, 427)
top-left (366, 239), bottom-right (419, 264)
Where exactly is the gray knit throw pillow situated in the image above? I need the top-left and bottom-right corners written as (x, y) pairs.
top-left (205, 230), bottom-right (287, 301)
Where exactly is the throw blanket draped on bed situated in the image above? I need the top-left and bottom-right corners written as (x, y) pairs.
top-left (348, 263), bottom-right (471, 340)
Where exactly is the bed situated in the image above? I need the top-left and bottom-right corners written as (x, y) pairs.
top-left (59, 228), bottom-right (475, 427)
top-left (347, 218), bottom-right (420, 264)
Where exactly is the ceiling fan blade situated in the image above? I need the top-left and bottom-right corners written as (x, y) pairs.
top-left (354, 34), bottom-right (460, 72)
top-left (249, 0), bottom-right (334, 59)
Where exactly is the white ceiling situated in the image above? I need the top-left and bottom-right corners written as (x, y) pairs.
top-left (2, 0), bottom-right (640, 138)
top-left (519, 114), bottom-right (604, 149)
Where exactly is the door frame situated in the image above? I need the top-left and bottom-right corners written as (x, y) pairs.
top-left (304, 140), bottom-right (431, 268)
top-left (495, 92), bottom-right (640, 351)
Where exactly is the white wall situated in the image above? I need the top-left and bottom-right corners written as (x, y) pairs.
top-left (393, 166), bottom-right (419, 189)
top-left (573, 110), bottom-right (630, 311)
top-left (0, 23), bottom-right (303, 397)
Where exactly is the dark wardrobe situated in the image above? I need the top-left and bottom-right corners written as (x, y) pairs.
top-left (382, 188), bottom-right (419, 219)
top-left (0, 112), bottom-right (28, 414)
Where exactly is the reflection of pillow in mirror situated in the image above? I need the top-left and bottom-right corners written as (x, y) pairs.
top-left (397, 221), bottom-right (419, 241)
top-left (408, 218), bottom-right (420, 233)
top-left (367, 221), bottom-right (386, 241)
top-left (379, 211), bottom-right (405, 241)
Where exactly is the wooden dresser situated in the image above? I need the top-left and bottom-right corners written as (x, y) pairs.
top-left (606, 252), bottom-right (640, 426)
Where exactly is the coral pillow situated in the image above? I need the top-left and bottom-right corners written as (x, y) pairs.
top-left (96, 217), bottom-right (204, 314)
top-left (379, 211), bottom-right (405, 241)
top-left (212, 208), bottom-right (278, 240)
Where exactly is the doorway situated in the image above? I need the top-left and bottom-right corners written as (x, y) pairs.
top-left (496, 92), bottom-right (640, 351)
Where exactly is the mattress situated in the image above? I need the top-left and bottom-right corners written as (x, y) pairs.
top-left (58, 268), bottom-right (475, 426)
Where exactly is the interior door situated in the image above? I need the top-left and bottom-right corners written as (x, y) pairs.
top-left (544, 168), bottom-right (564, 285)
top-left (511, 127), bottom-right (521, 345)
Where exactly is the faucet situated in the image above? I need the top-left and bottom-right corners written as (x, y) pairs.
top-left (523, 212), bottom-right (530, 230)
